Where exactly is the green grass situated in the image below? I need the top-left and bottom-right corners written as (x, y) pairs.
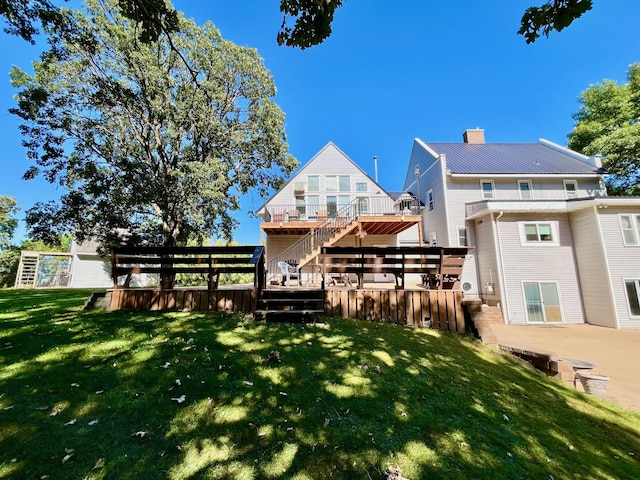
top-left (0, 289), bottom-right (639, 479)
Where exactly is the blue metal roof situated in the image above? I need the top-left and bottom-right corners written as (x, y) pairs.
top-left (425, 142), bottom-right (604, 175)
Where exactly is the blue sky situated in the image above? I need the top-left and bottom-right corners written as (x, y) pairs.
top-left (1, 0), bottom-right (638, 245)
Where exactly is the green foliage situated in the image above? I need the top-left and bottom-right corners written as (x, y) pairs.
top-left (519, 0), bottom-right (593, 44)
top-left (568, 63), bottom-right (640, 195)
top-left (0, 195), bottom-right (19, 250)
top-left (0, 235), bottom-right (71, 287)
top-left (277, 0), bottom-right (344, 49)
top-left (11, 0), bottom-right (297, 249)
top-left (0, 0), bottom-right (178, 43)
top-left (1, 289), bottom-right (639, 478)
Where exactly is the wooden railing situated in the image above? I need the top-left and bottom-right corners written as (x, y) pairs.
top-left (321, 246), bottom-right (469, 290)
top-left (110, 246), bottom-right (265, 294)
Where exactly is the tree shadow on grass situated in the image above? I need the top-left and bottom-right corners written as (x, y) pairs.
top-left (0, 292), bottom-right (639, 479)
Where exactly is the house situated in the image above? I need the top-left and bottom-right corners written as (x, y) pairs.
top-left (403, 128), bottom-right (640, 329)
top-left (258, 142), bottom-right (422, 282)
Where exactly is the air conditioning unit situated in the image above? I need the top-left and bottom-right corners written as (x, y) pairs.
top-left (293, 182), bottom-right (305, 193)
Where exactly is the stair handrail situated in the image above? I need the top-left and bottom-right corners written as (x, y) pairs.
top-left (267, 199), bottom-right (359, 280)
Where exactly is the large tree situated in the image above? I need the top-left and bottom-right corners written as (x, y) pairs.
top-left (568, 63), bottom-right (640, 195)
top-left (11, 0), bottom-right (297, 249)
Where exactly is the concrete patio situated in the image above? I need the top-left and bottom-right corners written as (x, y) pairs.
top-left (491, 323), bottom-right (640, 412)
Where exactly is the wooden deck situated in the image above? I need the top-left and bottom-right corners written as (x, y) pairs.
top-left (110, 285), bottom-right (466, 334)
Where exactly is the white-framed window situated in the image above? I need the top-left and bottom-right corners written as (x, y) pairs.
top-left (325, 176), bottom-right (337, 192)
top-left (457, 227), bottom-right (469, 247)
top-left (427, 189), bottom-right (434, 212)
top-left (356, 182), bottom-right (367, 192)
top-left (564, 179), bottom-right (578, 199)
top-left (619, 214), bottom-right (640, 246)
top-left (518, 180), bottom-right (533, 200)
top-left (429, 231), bottom-right (437, 247)
top-left (519, 222), bottom-right (558, 245)
top-left (480, 180), bottom-right (495, 199)
top-left (339, 176), bottom-right (350, 192)
top-left (308, 176), bottom-right (319, 192)
top-left (624, 279), bottom-right (640, 317)
top-left (523, 281), bottom-right (563, 323)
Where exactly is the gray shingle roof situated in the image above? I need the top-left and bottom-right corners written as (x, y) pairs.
top-left (426, 142), bottom-right (604, 175)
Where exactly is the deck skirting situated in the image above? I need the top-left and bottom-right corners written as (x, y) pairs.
top-left (109, 288), bottom-right (465, 334)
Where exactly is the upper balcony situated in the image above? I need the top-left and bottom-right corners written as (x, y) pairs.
top-left (261, 195), bottom-right (422, 235)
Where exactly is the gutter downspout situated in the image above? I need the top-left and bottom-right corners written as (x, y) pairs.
top-left (492, 211), bottom-right (509, 323)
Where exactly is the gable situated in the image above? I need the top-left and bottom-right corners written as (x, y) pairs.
top-left (260, 142), bottom-right (391, 213)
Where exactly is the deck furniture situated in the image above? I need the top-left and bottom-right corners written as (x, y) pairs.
top-left (287, 210), bottom-right (300, 221)
top-left (321, 246), bottom-right (468, 290)
top-left (278, 261), bottom-right (300, 286)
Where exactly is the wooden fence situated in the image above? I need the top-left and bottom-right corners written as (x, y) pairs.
top-left (324, 289), bottom-right (465, 333)
top-left (110, 288), bottom-right (255, 313)
top-left (109, 287), bottom-right (466, 334)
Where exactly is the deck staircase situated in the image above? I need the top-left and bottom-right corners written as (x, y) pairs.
top-left (254, 288), bottom-right (325, 322)
top-left (15, 252), bottom-right (39, 288)
top-left (267, 200), bottom-right (361, 282)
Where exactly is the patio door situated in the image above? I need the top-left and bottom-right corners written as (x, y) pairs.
top-left (523, 281), bottom-right (563, 323)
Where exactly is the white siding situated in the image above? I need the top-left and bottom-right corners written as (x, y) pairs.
top-left (70, 254), bottom-right (113, 288)
top-left (495, 213), bottom-right (584, 325)
top-left (569, 208), bottom-right (617, 328)
top-left (265, 143), bottom-right (385, 217)
top-left (473, 216), bottom-right (501, 304)
top-left (597, 208), bottom-right (640, 329)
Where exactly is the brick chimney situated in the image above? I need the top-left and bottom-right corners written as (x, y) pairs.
top-left (463, 128), bottom-right (485, 144)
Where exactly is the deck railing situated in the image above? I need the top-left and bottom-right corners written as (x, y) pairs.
top-left (264, 195), bottom-right (419, 222)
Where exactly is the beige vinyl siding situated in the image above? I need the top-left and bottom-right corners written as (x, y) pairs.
top-left (496, 213), bottom-right (584, 325)
top-left (265, 235), bottom-right (305, 264)
top-left (448, 176), bottom-right (603, 203)
top-left (70, 254), bottom-right (114, 288)
top-left (569, 208), bottom-right (617, 328)
top-left (597, 208), bottom-right (640, 328)
top-left (473, 215), bottom-right (501, 304)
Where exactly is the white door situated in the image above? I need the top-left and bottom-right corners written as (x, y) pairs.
top-left (523, 281), bottom-right (563, 323)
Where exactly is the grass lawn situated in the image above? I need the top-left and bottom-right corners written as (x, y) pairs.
top-left (0, 289), bottom-right (639, 479)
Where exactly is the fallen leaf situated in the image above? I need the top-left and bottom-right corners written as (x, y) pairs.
top-left (95, 390), bottom-right (104, 394)
top-left (279, 391), bottom-right (288, 396)
top-left (503, 414), bottom-right (509, 422)
top-left (36, 405), bottom-right (50, 411)
top-left (243, 381), bottom-right (253, 386)
top-left (61, 453), bottom-right (73, 464)
top-left (162, 362), bottom-right (171, 369)
top-left (507, 452), bottom-right (513, 458)
top-left (64, 419), bottom-right (76, 426)
top-left (323, 418), bottom-right (330, 427)
top-left (132, 431), bottom-right (149, 438)
top-left (175, 379), bottom-right (181, 386)
top-left (88, 419), bottom-right (98, 426)
top-left (70, 383), bottom-right (80, 388)
top-left (93, 458), bottom-right (105, 469)
top-left (171, 395), bottom-right (186, 404)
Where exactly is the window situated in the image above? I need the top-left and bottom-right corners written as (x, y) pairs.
top-left (518, 180), bottom-right (533, 200)
top-left (339, 176), bottom-right (350, 192)
top-left (356, 182), bottom-right (367, 192)
top-left (620, 214), bottom-right (640, 246)
top-left (519, 222), bottom-right (557, 245)
top-left (427, 189), bottom-right (434, 212)
top-left (624, 279), bottom-right (640, 316)
top-left (308, 176), bottom-right (319, 192)
top-left (564, 180), bottom-right (578, 199)
top-left (307, 195), bottom-right (319, 218)
top-left (295, 195), bottom-right (306, 219)
top-left (481, 180), bottom-right (495, 199)
top-left (457, 227), bottom-right (469, 247)
top-left (325, 176), bottom-right (337, 192)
